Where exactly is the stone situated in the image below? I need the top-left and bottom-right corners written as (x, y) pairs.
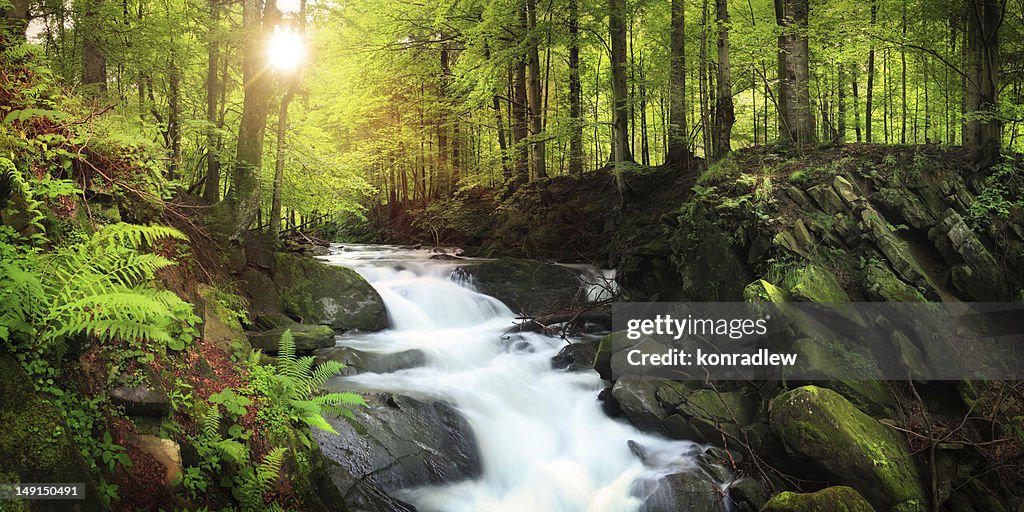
top-left (313, 346), bottom-right (426, 373)
top-left (769, 386), bottom-right (927, 511)
top-left (110, 370), bottom-right (170, 417)
top-left (198, 284), bottom-right (251, 357)
top-left (761, 486), bottom-right (875, 512)
top-left (727, 477), bottom-right (770, 512)
top-left (832, 176), bottom-right (862, 205)
top-left (864, 263), bottom-right (925, 302)
top-left (743, 280), bottom-right (792, 303)
top-left (273, 252), bottom-right (388, 331)
top-left (315, 394), bottom-right (480, 506)
top-left (238, 268), bottom-right (284, 315)
top-left (129, 434), bottom-right (182, 491)
top-left (806, 183), bottom-right (847, 215)
top-left (460, 258), bottom-right (584, 315)
top-left (611, 376), bottom-right (669, 433)
top-left (784, 265), bottom-right (850, 303)
top-left (638, 469), bottom-right (726, 512)
top-left (0, 355), bottom-right (104, 511)
top-left (551, 338), bottom-right (599, 372)
top-left (248, 323), bottom-right (337, 354)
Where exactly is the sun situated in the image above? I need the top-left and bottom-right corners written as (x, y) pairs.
top-left (267, 27), bottom-right (306, 74)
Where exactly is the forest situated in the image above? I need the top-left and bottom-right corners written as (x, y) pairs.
top-left (1, 0), bottom-right (1024, 510)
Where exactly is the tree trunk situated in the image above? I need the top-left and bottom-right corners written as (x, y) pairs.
top-left (775, 0), bottom-right (815, 145)
top-left (852, 64), bottom-right (862, 142)
top-left (511, 28), bottom-right (530, 187)
top-left (699, 0), bottom-right (711, 159)
top-left (203, 0), bottom-right (221, 202)
top-left (665, 0), bottom-right (692, 165)
top-left (270, 87), bottom-right (295, 238)
top-left (900, 1), bottom-right (907, 144)
top-left (167, 56), bottom-right (181, 180)
top-left (230, 0), bottom-right (279, 236)
top-left (3, 0), bottom-right (30, 39)
top-left (81, 0), bottom-right (107, 94)
top-left (567, 0), bottom-right (584, 174)
top-left (526, 0), bottom-right (546, 179)
top-left (963, 0), bottom-right (1001, 154)
top-left (865, 0), bottom-right (876, 143)
top-left (836, 64), bottom-right (846, 143)
top-left (712, 0), bottom-right (733, 161)
top-left (609, 0), bottom-right (632, 167)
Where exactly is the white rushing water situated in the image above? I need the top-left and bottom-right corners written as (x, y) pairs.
top-left (319, 245), bottom-right (704, 512)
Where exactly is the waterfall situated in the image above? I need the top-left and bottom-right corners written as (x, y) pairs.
top-left (319, 245), bottom-right (706, 512)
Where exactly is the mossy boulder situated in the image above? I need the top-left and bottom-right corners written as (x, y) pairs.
top-left (198, 284), bottom-right (251, 358)
top-left (784, 265), bottom-right (850, 303)
top-left (0, 354), bottom-right (103, 511)
top-left (769, 386), bottom-right (927, 511)
top-left (248, 324), bottom-right (337, 354)
top-left (272, 252), bottom-right (387, 331)
top-left (461, 258), bottom-right (583, 315)
top-left (744, 280), bottom-right (792, 302)
top-left (762, 486), bottom-right (875, 512)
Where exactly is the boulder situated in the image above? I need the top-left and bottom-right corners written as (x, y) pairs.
top-left (784, 265), bottom-right (850, 303)
top-left (238, 267), bottom-right (284, 315)
top-left (743, 280), bottom-right (792, 303)
top-left (0, 354), bottom-right (104, 511)
top-left (761, 486), bottom-right (875, 512)
top-left (198, 284), bottom-right (251, 358)
top-left (460, 258), bottom-right (584, 315)
top-left (273, 252), bottom-right (388, 331)
top-left (248, 324), bottom-right (336, 354)
top-left (551, 336), bottom-right (600, 372)
top-left (637, 469), bottom-right (727, 512)
top-left (313, 346), bottom-right (426, 373)
top-left (129, 434), bottom-right (182, 492)
top-left (110, 369), bottom-right (170, 417)
top-left (314, 393), bottom-right (480, 508)
top-left (611, 376), bottom-right (671, 433)
top-left (769, 386), bottom-right (927, 511)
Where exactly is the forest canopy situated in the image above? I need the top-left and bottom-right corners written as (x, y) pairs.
top-left (1, 0), bottom-right (1014, 231)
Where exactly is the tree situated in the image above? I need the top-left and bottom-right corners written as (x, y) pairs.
top-left (230, 0), bottom-right (280, 236)
top-left (963, 0), bottom-right (1001, 154)
top-left (526, 0), bottom-right (546, 180)
top-left (567, 0), bottom-right (584, 175)
top-left (2, 0), bottom-right (30, 38)
top-left (665, 0), bottom-right (692, 165)
top-left (775, 0), bottom-right (815, 145)
top-left (203, 0), bottom-right (222, 203)
top-left (712, 0), bottom-right (734, 160)
top-left (81, 0), bottom-right (107, 93)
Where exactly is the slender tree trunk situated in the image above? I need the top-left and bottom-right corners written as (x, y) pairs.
top-left (665, 0), bottom-right (692, 165)
top-left (712, 0), bottom-right (734, 160)
top-left (609, 0), bottom-right (632, 168)
top-left (526, 0), bottom-right (546, 179)
top-left (901, 2), bottom-right (907, 144)
top-left (699, 0), bottom-right (711, 158)
top-left (511, 18), bottom-right (530, 187)
top-left (270, 87), bottom-right (295, 237)
top-left (775, 0), bottom-right (815, 145)
top-left (167, 55), bottom-right (181, 180)
top-left (230, 0), bottom-right (279, 235)
top-left (852, 64), bottom-right (862, 142)
top-left (837, 64), bottom-right (846, 143)
top-left (203, 0), bottom-right (221, 202)
top-left (865, 0), bottom-right (876, 143)
top-left (567, 0), bottom-right (584, 174)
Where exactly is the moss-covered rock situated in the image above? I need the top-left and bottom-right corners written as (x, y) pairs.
top-left (461, 258), bottom-right (583, 315)
top-left (762, 486), bottom-right (875, 512)
top-left (272, 252), bottom-right (387, 331)
top-left (864, 263), bottom-right (926, 302)
top-left (744, 279), bottom-right (792, 302)
top-left (0, 355), bottom-right (103, 511)
top-left (198, 284), bottom-right (251, 358)
top-left (784, 265), bottom-right (850, 303)
top-left (769, 386), bottom-right (927, 511)
top-left (247, 323), bottom-right (336, 354)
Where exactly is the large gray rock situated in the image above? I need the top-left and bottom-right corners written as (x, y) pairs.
top-left (247, 323), bottom-right (336, 354)
top-left (313, 346), bottom-right (426, 374)
top-left (272, 252), bottom-right (388, 331)
top-left (637, 469), bottom-right (728, 512)
top-left (314, 393), bottom-right (480, 509)
top-left (460, 258), bottom-right (584, 315)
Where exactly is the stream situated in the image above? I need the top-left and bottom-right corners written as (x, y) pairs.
top-left (319, 245), bottom-right (722, 512)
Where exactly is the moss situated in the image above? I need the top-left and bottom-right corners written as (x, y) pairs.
top-left (762, 486), bottom-right (875, 512)
top-left (744, 279), bottom-right (792, 303)
top-left (272, 252), bottom-right (387, 331)
top-left (697, 153), bottom-right (740, 185)
top-left (0, 355), bottom-right (104, 511)
top-left (784, 265), bottom-right (850, 303)
top-left (769, 386), bottom-right (927, 511)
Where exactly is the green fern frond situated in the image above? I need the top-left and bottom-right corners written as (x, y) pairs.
top-left (276, 329), bottom-right (296, 370)
top-left (307, 360), bottom-right (346, 392)
top-left (202, 405), bottom-right (222, 441)
top-left (214, 439), bottom-right (249, 465)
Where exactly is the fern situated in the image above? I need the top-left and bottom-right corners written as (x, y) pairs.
top-left (266, 329), bottom-right (365, 434)
top-left (236, 447), bottom-right (287, 511)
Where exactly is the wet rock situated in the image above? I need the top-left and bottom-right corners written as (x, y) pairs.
top-left (551, 337), bottom-right (599, 372)
top-left (784, 265), bottom-right (850, 303)
top-left (761, 486), bottom-right (875, 512)
top-left (727, 478), bottom-right (770, 512)
top-left (611, 376), bottom-right (670, 433)
top-left (637, 468), bottom-right (728, 512)
top-left (198, 284), bottom-right (251, 357)
top-left (248, 323), bottom-right (336, 354)
top-left (110, 370), bottom-right (170, 417)
top-left (769, 386), bottom-right (927, 511)
top-left (461, 258), bottom-right (584, 315)
top-left (313, 346), bottom-right (426, 373)
top-left (273, 252), bottom-right (388, 331)
top-left (315, 393), bottom-right (480, 508)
